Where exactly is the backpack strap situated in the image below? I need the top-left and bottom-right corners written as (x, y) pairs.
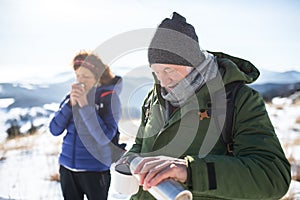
top-left (96, 90), bottom-right (126, 150)
top-left (100, 90), bottom-right (115, 98)
top-left (96, 90), bottom-right (115, 110)
top-left (143, 90), bottom-right (157, 124)
top-left (221, 81), bottom-right (244, 155)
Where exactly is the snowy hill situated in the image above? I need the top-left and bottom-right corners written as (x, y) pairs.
top-left (0, 70), bottom-right (153, 110)
top-left (0, 71), bottom-right (75, 109)
top-left (0, 70), bottom-right (153, 141)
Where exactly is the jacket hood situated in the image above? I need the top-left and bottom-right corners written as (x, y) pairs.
top-left (210, 51), bottom-right (260, 85)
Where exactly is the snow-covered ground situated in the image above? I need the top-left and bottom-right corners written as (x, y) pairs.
top-left (0, 97), bottom-right (300, 200)
top-left (0, 119), bottom-right (136, 200)
top-left (266, 96), bottom-right (300, 199)
top-left (0, 126), bottom-right (63, 200)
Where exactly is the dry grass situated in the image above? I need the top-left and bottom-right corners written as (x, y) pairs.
top-left (0, 133), bottom-right (37, 152)
top-left (0, 132), bottom-right (41, 165)
top-left (281, 196), bottom-right (295, 200)
top-left (292, 165), bottom-right (300, 182)
top-left (0, 130), bottom-right (62, 185)
top-left (0, 155), bottom-right (6, 161)
top-left (281, 194), bottom-right (300, 200)
top-left (294, 97), bottom-right (300, 106)
top-left (296, 116), bottom-right (300, 124)
top-left (293, 137), bottom-right (300, 145)
top-left (275, 104), bottom-right (284, 110)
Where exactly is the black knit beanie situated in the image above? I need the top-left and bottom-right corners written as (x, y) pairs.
top-left (148, 12), bottom-right (205, 67)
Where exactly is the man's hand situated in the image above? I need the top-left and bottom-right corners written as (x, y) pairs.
top-left (133, 156), bottom-right (187, 190)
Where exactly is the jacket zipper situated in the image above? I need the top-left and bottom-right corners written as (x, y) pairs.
top-left (72, 132), bottom-right (76, 168)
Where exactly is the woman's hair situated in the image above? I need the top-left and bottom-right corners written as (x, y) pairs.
top-left (72, 50), bottom-right (115, 84)
top-left (100, 65), bottom-right (116, 85)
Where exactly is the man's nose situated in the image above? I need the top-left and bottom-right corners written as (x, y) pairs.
top-left (158, 75), bottom-right (170, 88)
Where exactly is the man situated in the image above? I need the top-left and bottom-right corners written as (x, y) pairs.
top-left (121, 12), bottom-right (291, 200)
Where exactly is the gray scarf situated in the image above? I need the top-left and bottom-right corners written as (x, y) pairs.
top-left (161, 52), bottom-right (218, 107)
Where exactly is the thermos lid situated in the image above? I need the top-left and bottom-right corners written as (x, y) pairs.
top-left (115, 162), bottom-right (132, 175)
top-left (115, 155), bottom-right (140, 175)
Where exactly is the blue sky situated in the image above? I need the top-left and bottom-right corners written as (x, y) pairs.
top-left (0, 0), bottom-right (299, 82)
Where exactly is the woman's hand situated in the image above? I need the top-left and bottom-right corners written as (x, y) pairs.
top-left (133, 156), bottom-right (188, 191)
top-left (70, 83), bottom-right (88, 107)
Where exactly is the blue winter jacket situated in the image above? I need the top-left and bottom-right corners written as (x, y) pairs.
top-left (49, 76), bottom-right (122, 171)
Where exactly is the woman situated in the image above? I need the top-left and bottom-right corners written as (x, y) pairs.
top-left (49, 51), bottom-right (122, 200)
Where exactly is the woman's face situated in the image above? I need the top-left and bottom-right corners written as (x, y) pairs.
top-left (75, 67), bottom-right (97, 91)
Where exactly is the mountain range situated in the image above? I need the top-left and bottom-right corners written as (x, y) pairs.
top-left (1, 69), bottom-right (299, 110)
top-left (0, 69), bottom-right (299, 136)
top-left (251, 69), bottom-right (300, 101)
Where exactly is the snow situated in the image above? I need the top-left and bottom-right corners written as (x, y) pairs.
top-left (0, 127), bottom-right (62, 200)
top-left (43, 103), bottom-right (60, 112)
top-left (0, 98), bottom-right (15, 109)
top-left (0, 110), bottom-right (8, 143)
top-left (0, 120), bottom-right (134, 200)
top-left (0, 98), bottom-right (300, 199)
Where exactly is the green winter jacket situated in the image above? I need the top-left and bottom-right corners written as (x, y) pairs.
top-left (126, 52), bottom-right (291, 200)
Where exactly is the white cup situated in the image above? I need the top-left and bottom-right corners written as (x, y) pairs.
top-left (110, 163), bottom-right (139, 196)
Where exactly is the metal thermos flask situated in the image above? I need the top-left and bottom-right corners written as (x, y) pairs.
top-left (130, 156), bottom-right (193, 200)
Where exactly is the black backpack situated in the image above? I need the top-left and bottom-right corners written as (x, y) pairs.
top-left (96, 90), bottom-right (126, 162)
top-left (216, 81), bottom-right (243, 155)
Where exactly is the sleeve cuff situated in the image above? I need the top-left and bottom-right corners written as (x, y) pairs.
top-left (185, 156), bottom-right (193, 189)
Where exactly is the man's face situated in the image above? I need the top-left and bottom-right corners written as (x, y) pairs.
top-left (151, 63), bottom-right (193, 91)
